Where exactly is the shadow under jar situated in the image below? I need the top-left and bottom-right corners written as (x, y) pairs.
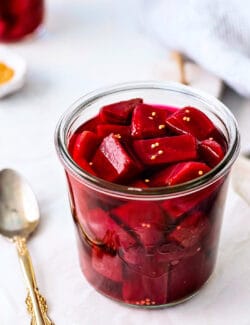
top-left (55, 82), bottom-right (240, 308)
top-left (0, 0), bottom-right (44, 42)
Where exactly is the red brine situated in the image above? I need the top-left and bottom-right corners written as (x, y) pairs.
top-left (67, 98), bottom-right (228, 306)
top-left (0, 0), bottom-right (44, 42)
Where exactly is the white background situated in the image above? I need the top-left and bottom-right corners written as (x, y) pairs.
top-left (1, 1), bottom-right (250, 324)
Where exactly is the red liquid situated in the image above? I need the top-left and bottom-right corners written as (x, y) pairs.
top-left (67, 100), bottom-right (228, 306)
top-left (0, 0), bottom-right (44, 42)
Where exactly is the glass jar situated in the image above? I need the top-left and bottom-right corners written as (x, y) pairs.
top-left (0, 0), bottom-right (44, 42)
top-left (55, 81), bottom-right (240, 307)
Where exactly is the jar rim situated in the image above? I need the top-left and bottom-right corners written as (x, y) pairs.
top-left (55, 81), bottom-right (240, 200)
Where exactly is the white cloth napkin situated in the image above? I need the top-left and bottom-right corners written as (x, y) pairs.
top-left (142, 0), bottom-right (250, 97)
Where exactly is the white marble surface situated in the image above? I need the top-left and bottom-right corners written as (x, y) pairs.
top-left (0, 1), bottom-right (250, 324)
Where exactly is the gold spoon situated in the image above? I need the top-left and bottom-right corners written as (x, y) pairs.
top-left (0, 169), bottom-right (54, 325)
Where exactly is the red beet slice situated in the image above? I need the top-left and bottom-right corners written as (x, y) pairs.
top-left (168, 212), bottom-right (210, 248)
top-left (166, 106), bottom-right (217, 140)
top-left (74, 158), bottom-right (97, 175)
top-left (91, 271), bottom-right (123, 301)
top-left (86, 208), bottom-right (136, 249)
top-left (10, 0), bottom-right (32, 13)
top-left (72, 130), bottom-right (100, 162)
top-left (168, 250), bottom-right (206, 302)
top-left (129, 179), bottom-right (149, 188)
top-left (92, 247), bottom-right (123, 282)
top-left (209, 128), bottom-right (228, 151)
top-left (77, 234), bottom-right (123, 300)
top-left (77, 235), bottom-right (97, 287)
top-left (131, 104), bottom-right (171, 139)
top-left (153, 104), bottom-right (178, 115)
top-left (150, 161), bottom-right (211, 187)
top-left (122, 269), bottom-right (168, 305)
top-left (199, 139), bottom-right (225, 167)
top-left (10, 0), bottom-right (44, 13)
top-left (133, 134), bottom-right (197, 166)
top-left (80, 116), bottom-right (101, 133)
top-left (161, 181), bottom-right (220, 221)
top-left (119, 244), bottom-right (145, 266)
top-left (68, 118), bottom-right (100, 157)
top-left (120, 244), bottom-right (167, 278)
top-left (99, 98), bottom-right (143, 125)
top-left (203, 206), bottom-right (223, 254)
top-left (92, 133), bottom-right (141, 183)
top-left (97, 124), bottom-right (130, 139)
top-left (0, 21), bottom-right (7, 37)
top-left (4, 6), bottom-right (43, 41)
top-left (111, 202), bottom-right (165, 246)
top-left (156, 243), bottom-right (186, 263)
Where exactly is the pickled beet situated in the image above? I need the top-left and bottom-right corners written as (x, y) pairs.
top-left (67, 99), bottom-right (228, 306)
top-left (91, 133), bottom-right (141, 183)
top-left (167, 250), bottom-right (206, 302)
top-left (99, 98), bottom-right (142, 125)
top-left (131, 104), bottom-right (171, 139)
top-left (0, 0), bottom-right (44, 42)
top-left (92, 247), bottom-right (123, 282)
top-left (150, 162), bottom-right (211, 186)
top-left (85, 208), bottom-right (136, 249)
top-left (168, 212), bottom-right (210, 248)
top-left (111, 202), bottom-right (165, 246)
top-left (133, 134), bottom-right (198, 166)
top-left (120, 245), bottom-right (167, 278)
top-left (199, 139), bottom-right (225, 167)
top-left (72, 131), bottom-right (100, 162)
top-left (166, 106), bottom-right (217, 140)
top-left (161, 180), bottom-right (222, 221)
top-left (122, 270), bottom-right (168, 305)
top-left (97, 124), bottom-right (130, 138)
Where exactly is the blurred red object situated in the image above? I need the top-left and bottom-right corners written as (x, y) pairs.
top-left (0, 0), bottom-right (44, 42)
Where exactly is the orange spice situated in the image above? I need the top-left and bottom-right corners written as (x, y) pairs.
top-left (0, 62), bottom-right (14, 85)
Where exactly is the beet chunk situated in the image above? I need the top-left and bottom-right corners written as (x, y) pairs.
top-left (161, 180), bottom-right (221, 221)
top-left (168, 250), bottom-right (206, 302)
top-left (72, 130), bottom-right (100, 162)
top-left (199, 139), bottom-right (225, 167)
top-left (122, 268), bottom-right (168, 305)
top-left (111, 202), bottom-right (165, 247)
top-left (131, 104), bottom-right (171, 139)
top-left (120, 244), bottom-right (167, 278)
top-left (86, 208), bottom-right (136, 249)
top-left (92, 247), bottom-right (123, 282)
top-left (133, 134), bottom-right (197, 166)
top-left (97, 124), bottom-right (130, 138)
top-left (166, 106), bottom-right (217, 140)
top-left (156, 243), bottom-right (186, 263)
top-left (92, 133), bottom-right (141, 183)
top-left (168, 212), bottom-right (210, 248)
top-left (99, 98), bottom-right (143, 125)
top-left (150, 161), bottom-right (211, 187)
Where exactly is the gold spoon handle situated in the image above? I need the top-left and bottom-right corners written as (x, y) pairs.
top-left (14, 237), bottom-right (54, 325)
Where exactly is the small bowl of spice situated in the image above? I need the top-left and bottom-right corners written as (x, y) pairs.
top-left (0, 46), bottom-right (26, 98)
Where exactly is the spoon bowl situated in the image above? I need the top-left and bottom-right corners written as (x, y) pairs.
top-left (0, 169), bottom-right (39, 239)
top-left (0, 168), bottom-right (54, 325)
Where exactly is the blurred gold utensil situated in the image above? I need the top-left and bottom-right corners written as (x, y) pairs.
top-left (171, 51), bottom-right (189, 85)
top-left (0, 169), bottom-right (54, 325)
